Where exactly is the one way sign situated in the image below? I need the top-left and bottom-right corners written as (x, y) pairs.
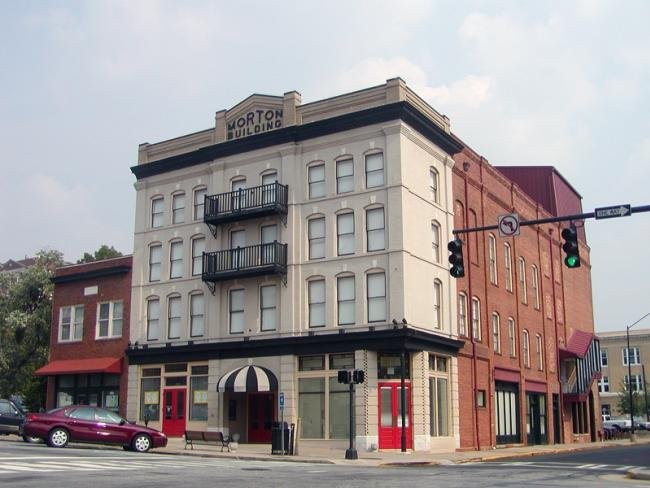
top-left (594, 204), bottom-right (631, 220)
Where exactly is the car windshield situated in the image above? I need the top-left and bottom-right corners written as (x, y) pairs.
top-left (46, 407), bottom-right (67, 415)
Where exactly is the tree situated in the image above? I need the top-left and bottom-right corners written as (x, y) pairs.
top-left (617, 379), bottom-right (645, 416)
top-left (77, 245), bottom-right (123, 264)
top-left (0, 249), bottom-right (63, 410)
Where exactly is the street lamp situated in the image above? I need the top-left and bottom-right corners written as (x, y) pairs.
top-left (626, 312), bottom-right (650, 440)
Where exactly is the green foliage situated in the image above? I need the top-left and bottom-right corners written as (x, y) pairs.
top-left (77, 245), bottom-right (123, 264)
top-left (0, 249), bottom-right (63, 410)
top-left (617, 379), bottom-right (646, 416)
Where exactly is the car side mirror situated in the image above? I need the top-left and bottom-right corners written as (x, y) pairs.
top-left (119, 419), bottom-right (126, 425)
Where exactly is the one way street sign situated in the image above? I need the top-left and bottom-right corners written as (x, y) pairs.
top-left (594, 204), bottom-right (631, 220)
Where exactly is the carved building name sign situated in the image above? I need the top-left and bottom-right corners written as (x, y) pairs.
top-left (227, 108), bottom-right (283, 140)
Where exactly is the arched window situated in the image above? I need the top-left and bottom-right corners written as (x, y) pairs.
top-left (471, 296), bottom-right (481, 341)
top-left (433, 280), bottom-right (442, 330)
top-left (431, 221), bottom-right (441, 263)
top-left (169, 239), bottom-right (183, 279)
top-left (492, 312), bottom-right (501, 353)
top-left (522, 330), bottom-right (530, 367)
top-left (488, 234), bottom-right (497, 285)
top-left (518, 257), bottom-right (527, 304)
top-left (146, 297), bottom-right (160, 341)
top-left (366, 206), bottom-right (385, 252)
top-left (151, 196), bottom-right (164, 228)
top-left (504, 243), bottom-right (513, 291)
top-left (429, 167), bottom-right (439, 203)
top-left (337, 274), bottom-right (355, 326)
top-left (308, 277), bottom-right (326, 328)
top-left (172, 191), bottom-right (185, 225)
top-left (458, 293), bottom-right (468, 336)
top-left (193, 186), bottom-right (207, 221)
top-left (167, 294), bottom-right (182, 339)
top-left (189, 292), bottom-right (204, 337)
top-left (365, 152), bottom-right (384, 188)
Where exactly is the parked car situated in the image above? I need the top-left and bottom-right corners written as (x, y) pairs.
top-left (602, 417), bottom-right (632, 432)
top-left (0, 398), bottom-right (30, 440)
top-left (22, 405), bottom-right (167, 452)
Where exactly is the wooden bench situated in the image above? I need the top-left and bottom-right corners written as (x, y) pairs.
top-left (184, 430), bottom-right (230, 451)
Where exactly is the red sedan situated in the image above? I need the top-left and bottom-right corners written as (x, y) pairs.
top-left (23, 406), bottom-right (167, 453)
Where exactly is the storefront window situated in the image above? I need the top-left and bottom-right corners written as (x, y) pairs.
top-left (141, 377), bottom-right (161, 421)
top-left (190, 372), bottom-right (208, 421)
top-left (299, 355), bottom-right (324, 371)
top-left (55, 374), bottom-right (121, 410)
top-left (329, 353), bottom-right (354, 370)
top-left (299, 378), bottom-right (324, 438)
top-left (378, 353), bottom-right (410, 379)
top-left (328, 377), bottom-right (350, 439)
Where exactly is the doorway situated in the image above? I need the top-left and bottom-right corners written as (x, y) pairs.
top-left (162, 388), bottom-right (186, 437)
top-left (526, 393), bottom-right (547, 445)
top-left (378, 382), bottom-right (412, 449)
top-left (248, 393), bottom-right (274, 443)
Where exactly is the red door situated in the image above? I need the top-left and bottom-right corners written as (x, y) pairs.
top-left (248, 393), bottom-right (274, 443)
top-left (162, 389), bottom-right (186, 437)
top-left (378, 382), bottom-right (412, 449)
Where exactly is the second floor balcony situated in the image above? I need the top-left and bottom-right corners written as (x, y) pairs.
top-left (202, 242), bottom-right (288, 291)
top-left (204, 182), bottom-right (288, 235)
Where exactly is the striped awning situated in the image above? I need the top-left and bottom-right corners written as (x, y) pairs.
top-left (216, 365), bottom-right (278, 393)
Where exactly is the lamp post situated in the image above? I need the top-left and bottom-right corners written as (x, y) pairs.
top-left (626, 312), bottom-right (650, 440)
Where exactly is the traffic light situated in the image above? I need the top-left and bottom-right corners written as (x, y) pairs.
top-left (353, 370), bottom-right (365, 384)
top-left (448, 238), bottom-right (465, 278)
top-left (561, 226), bottom-right (581, 268)
top-left (338, 370), bottom-right (351, 384)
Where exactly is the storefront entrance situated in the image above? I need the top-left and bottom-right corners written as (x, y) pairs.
top-left (378, 382), bottom-right (412, 449)
top-left (248, 393), bottom-right (274, 443)
top-left (526, 393), bottom-right (547, 445)
top-left (162, 388), bottom-right (186, 437)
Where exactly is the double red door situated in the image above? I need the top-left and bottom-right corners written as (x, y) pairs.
top-left (248, 393), bottom-right (274, 443)
top-left (378, 382), bottom-right (412, 449)
top-left (162, 388), bottom-right (186, 437)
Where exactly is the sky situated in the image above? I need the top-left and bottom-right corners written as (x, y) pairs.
top-left (1, 1), bottom-right (649, 332)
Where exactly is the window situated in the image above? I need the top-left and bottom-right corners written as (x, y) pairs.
top-left (458, 293), bottom-right (468, 336)
top-left (365, 153), bottom-right (384, 188)
top-left (190, 366), bottom-right (208, 420)
top-left (337, 276), bottom-right (355, 326)
top-left (336, 158), bottom-right (354, 194)
top-left (151, 197), bottom-right (164, 228)
top-left (508, 317), bottom-right (516, 357)
top-left (308, 217), bottom-right (325, 259)
top-left (531, 265), bottom-right (540, 309)
top-left (429, 168), bottom-right (439, 203)
top-left (518, 257), bottom-right (527, 304)
top-left (308, 164), bottom-right (325, 199)
top-left (229, 289), bottom-right (244, 334)
top-left (308, 280), bottom-right (326, 328)
top-left (476, 390), bottom-right (486, 407)
top-left (190, 293), bottom-right (204, 337)
top-left (172, 192), bottom-right (185, 224)
top-left (261, 224), bottom-right (277, 264)
top-left (96, 301), bottom-right (123, 338)
top-left (146, 298), bottom-right (160, 341)
top-left (367, 273), bottom-right (386, 322)
top-left (492, 313), bottom-right (501, 353)
top-left (433, 280), bottom-right (442, 330)
top-left (429, 355), bottom-right (450, 437)
top-left (431, 222), bottom-right (441, 263)
top-left (625, 374), bottom-right (643, 392)
top-left (488, 234), bottom-right (497, 285)
top-left (149, 244), bottom-right (162, 282)
top-left (191, 237), bottom-right (204, 276)
top-left (337, 212), bottom-right (355, 255)
top-left (504, 243), bottom-right (513, 292)
top-left (623, 347), bottom-right (641, 366)
top-left (522, 330), bottom-right (530, 367)
top-left (167, 295), bottom-right (181, 339)
top-left (600, 348), bottom-right (608, 367)
top-left (59, 305), bottom-right (84, 342)
top-left (193, 187), bottom-right (207, 220)
top-left (366, 207), bottom-right (385, 252)
top-left (260, 285), bottom-right (277, 331)
top-left (231, 178), bottom-right (247, 210)
top-left (170, 241), bottom-right (183, 279)
top-left (261, 172), bottom-right (278, 204)
top-left (471, 297), bottom-right (481, 341)
top-left (536, 334), bottom-right (543, 370)
top-left (599, 376), bottom-right (610, 393)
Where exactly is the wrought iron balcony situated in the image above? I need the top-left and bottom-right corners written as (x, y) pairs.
top-left (202, 242), bottom-right (288, 292)
top-left (204, 182), bottom-right (288, 236)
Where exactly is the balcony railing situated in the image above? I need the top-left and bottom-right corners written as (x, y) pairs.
top-left (204, 182), bottom-right (288, 235)
top-left (202, 242), bottom-right (288, 291)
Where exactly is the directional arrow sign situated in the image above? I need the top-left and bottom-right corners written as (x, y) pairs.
top-left (594, 204), bottom-right (631, 220)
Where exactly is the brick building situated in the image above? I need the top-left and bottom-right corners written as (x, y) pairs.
top-left (36, 256), bottom-right (132, 416)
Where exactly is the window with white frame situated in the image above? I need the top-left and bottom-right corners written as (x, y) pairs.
top-left (96, 301), bottom-right (123, 339)
top-left (433, 280), bottom-right (442, 330)
top-left (471, 297), bottom-right (481, 341)
top-left (600, 348), bottom-right (608, 367)
top-left (458, 293), bottom-right (468, 336)
top-left (504, 243), bottom-right (513, 292)
top-left (59, 305), bottom-right (84, 342)
top-left (190, 293), bottom-right (204, 337)
top-left (193, 187), bottom-right (207, 220)
top-left (508, 317), bottom-right (516, 357)
top-left (536, 334), bottom-right (544, 370)
top-left (623, 347), bottom-right (641, 365)
top-left (366, 207), bottom-right (385, 252)
top-left (522, 329), bottom-right (530, 367)
top-left (531, 265), bottom-right (540, 309)
top-left (231, 178), bottom-right (247, 210)
top-left (492, 313), bottom-right (501, 353)
top-left (191, 237), bottom-right (204, 276)
top-left (260, 285), bottom-right (277, 332)
top-left (429, 354), bottom-right (450, 437)
top-left (599, 376), bottom-right (609, 393)
top-left (625, 374), bottom-right (643, 392)
top-left (337, 276), bottom-right (355, 326)
top-left (431, 221), bottom-right (441, 263)
top-left (308, 164), bottom-right (325, 199)
top-left (336, 158), bottom-right (354, 194)
top-left (151, 197), bottom-right (164, 228)
top-left (167, 295), bottom-right (181, 339)
top-left (229, 289), bottom-right (244, 334)
top-left (261, 172), bottom-right (278, 204)
top-left (170, 241), bottom-right (183, 279)
top-left (488, 234), bottom-right (497, 285)
top-left (146, 298), bottom-right (160, 341)
top-left (429, 167), bottom-right (439, 203)
top-left (337, 212), bottom-right (355, 256)
top-left (149, 244), bottom-right (162, 282)
top-left (367, 272), bottom-right (386, 323)
top-left (365, 153), bottom-right (384, 188)
top-left (518, 257), bottom-right (527, 304)
top-left (308, 279), bottom-right (326, 328)
top-left (308, 217), bottom-right (325, 259)
top-left (172, 192), bottom-right (185, 224)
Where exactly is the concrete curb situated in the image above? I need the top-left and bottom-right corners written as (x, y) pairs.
top-left (626, 467), bottom-right (650, 481)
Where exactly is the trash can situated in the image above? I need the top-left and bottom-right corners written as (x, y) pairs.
top-left (271, 421), bottom-right (290, 454)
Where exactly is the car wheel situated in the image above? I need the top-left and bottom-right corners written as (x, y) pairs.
top-left (47, 428), bottom-right (69, 448)
top-left (131, 434), bottom-right (151, 453)
top-left (122, 445), bottom-right (131, 451)
top-left (22, 435), bottom-right (42, 443)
